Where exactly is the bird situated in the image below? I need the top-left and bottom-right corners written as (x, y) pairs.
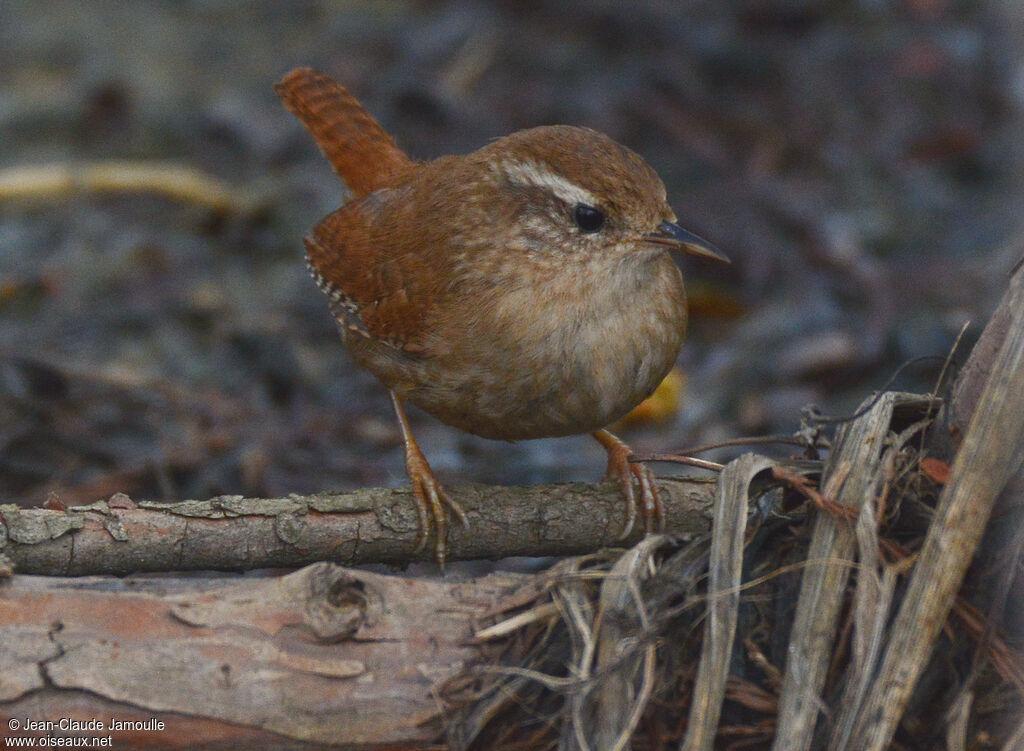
top-left (275, 67), bottom-right (726, 565)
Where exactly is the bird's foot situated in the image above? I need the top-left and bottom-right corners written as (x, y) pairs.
top-left (592, 429), bottom-right (664, 540)
top-left (391, 391), bottom-right (469, 568)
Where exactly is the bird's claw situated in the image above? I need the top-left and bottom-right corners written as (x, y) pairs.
top-left (594, 429), bottom-right (664, 540)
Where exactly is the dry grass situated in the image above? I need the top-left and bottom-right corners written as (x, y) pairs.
top-left (440, 271), bottom-right (1024, 749)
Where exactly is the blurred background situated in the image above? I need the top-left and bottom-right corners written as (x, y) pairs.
top-left (2, 1), bottom-right (1022, 510)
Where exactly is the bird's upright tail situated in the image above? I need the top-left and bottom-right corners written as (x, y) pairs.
top-left (275, 68), bottom-right (413, 198)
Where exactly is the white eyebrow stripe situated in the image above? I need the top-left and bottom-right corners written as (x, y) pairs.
top-left (500, 160), bottom-right (598, 207)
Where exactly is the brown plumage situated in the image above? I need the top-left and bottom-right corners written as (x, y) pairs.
top-left (276, 67), bottom-right (726, 565)
top-left (275, 68), bottom-right (411, 195)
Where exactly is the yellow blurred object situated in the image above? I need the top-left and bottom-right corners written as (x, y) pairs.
top-left (686, 281), bottom-right (746, 321)
top-left (616, 367), bottom-right (685, 428)
top-left (0, 161), bottom-right (247, 212)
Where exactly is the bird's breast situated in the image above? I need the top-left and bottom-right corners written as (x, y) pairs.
top-left (403, 250), bottom-right (688, 440)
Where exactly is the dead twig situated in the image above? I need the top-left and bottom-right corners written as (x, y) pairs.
top-left (0, 161), bottom-right (250, 211)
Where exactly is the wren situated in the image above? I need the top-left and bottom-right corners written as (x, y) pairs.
top-left (275, 68), bottom-right (726, 565)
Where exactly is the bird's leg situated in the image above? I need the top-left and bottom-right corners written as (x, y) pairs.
top-left (592, 428), bottom-right (664, 540)
top-left (389, 391), bottom-right (469, 566)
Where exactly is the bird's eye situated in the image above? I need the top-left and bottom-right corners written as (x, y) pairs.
top-left (573, 203), bottom-right (605, 233)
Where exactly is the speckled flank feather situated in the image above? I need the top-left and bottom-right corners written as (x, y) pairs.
top-left (304, 252), bottom-right (374, 342)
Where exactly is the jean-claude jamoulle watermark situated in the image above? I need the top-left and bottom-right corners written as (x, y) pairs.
top-left (10, 717), bottom-right (166, 732)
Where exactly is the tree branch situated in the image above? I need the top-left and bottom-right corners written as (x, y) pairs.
top-left (0, 562), bottom-right (528, 748)
top-left (1, 478), bottom-right (716, 576)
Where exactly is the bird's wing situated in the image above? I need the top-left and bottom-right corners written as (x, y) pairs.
top-left (303, 188), bottom-right (443, 353)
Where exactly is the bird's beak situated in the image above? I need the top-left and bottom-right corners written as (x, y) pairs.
top-left (646, 221), bottom-right (730, 264)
